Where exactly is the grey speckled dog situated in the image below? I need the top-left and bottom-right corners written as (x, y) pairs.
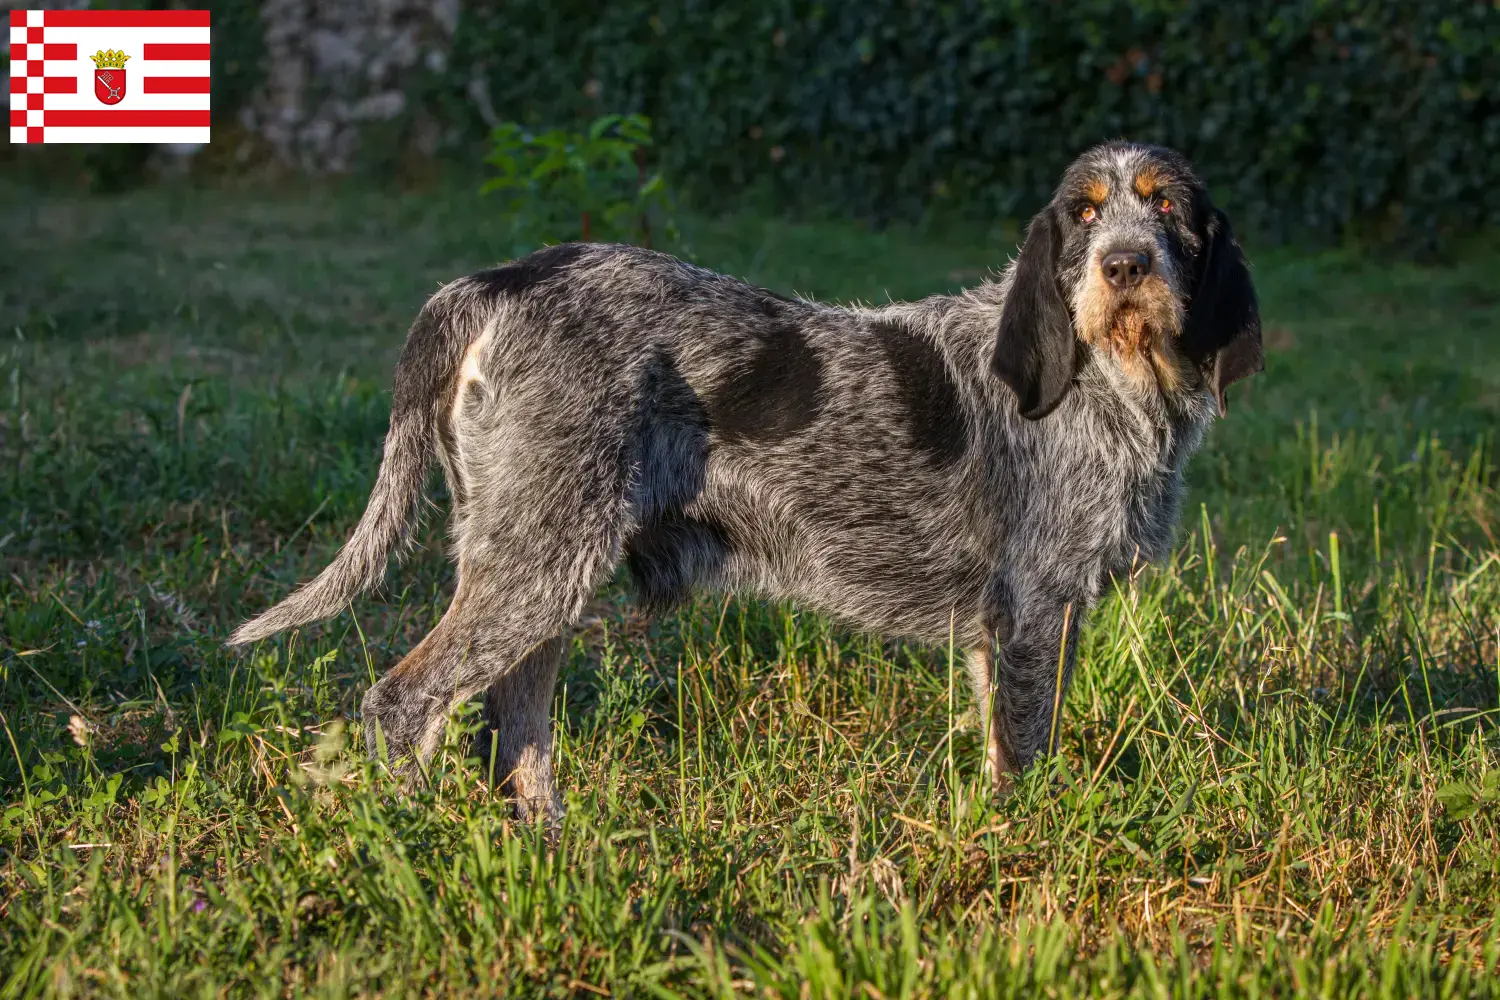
top-left (229, 141), bottom-right (1263, 822)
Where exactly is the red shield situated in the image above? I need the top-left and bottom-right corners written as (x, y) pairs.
top-left (95, 68), bottom-right (126, 106)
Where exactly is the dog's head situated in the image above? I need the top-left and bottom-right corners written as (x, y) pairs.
top-left (992, 141), bottom-right (1263, 419)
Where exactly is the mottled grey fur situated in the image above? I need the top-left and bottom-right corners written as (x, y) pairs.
top-left (228, 142), bottom-right (1263, 821)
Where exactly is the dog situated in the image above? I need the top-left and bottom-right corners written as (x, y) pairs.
top-left (228, 140), bottom-right (1262, 823)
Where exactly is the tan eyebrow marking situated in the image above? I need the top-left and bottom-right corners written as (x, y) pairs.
top-left (1084, 179), bottom-right (1109, 204)
top-left (1134, 167), bottom-right (1166, 198)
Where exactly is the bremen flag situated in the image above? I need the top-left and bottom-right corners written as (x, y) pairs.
top-left (9, 9), bottom-right (210, 144)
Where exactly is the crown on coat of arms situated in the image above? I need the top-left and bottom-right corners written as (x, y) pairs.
top-left (90, 49), bottom-right (130, 69)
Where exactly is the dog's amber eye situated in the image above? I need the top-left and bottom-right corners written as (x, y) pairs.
top-left (1080, 205), bottom-right (1097, 223)
top-left (1157, 196), bottom-right (1172, 213)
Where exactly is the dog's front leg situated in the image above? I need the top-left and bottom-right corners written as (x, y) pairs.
top-left (989, 589), bottom-right (1085, 778)
top-left (965, 640), bottom-right (1015, 792)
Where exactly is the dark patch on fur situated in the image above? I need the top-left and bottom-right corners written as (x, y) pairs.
top-left (624, 512), bottom-right (732, 614)
top-left (631, 351), bottom-right (711, 519)
top-left (626, 355), bottom-right (723, 612)
top-left (469, 242), bottom-right (590, 299)
top-left (873, 320), bottom-right (969, 466)
top-left (707, 323), bottom-right (825, 444)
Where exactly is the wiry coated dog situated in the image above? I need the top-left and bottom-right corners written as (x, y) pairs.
top-left (229, 141), bottom-right (1262, 822)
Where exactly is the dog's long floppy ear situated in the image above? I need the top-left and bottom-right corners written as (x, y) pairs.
top-left (992, 208), bottom-right (1076, 420)
top-left (1181, 207), bottom-right (1263, 416)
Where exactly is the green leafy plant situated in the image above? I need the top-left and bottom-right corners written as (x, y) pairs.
top-left (481, 113), bottom-right (676, 249)
top-left (1438, 770), bottom-right (1500, 822)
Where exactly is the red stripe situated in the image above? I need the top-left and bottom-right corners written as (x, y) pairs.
top-left (8, 110), bottom-right (24, 128)
top-left (45, 110), bottom-right (211, 127)
top-left (44, 43), bottom-right (78, 61)
top-left (142, 44), bottom-right (211, 61)
top-left (144, 76), bottom-right (211, 94)
top-left (44, 76), bottom-right (77, 94)
top-left (43, 10), bottom-right (211, 28)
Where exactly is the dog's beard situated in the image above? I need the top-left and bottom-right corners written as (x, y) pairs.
top-left (1108, 307), bottom-right (1156, 354)
top-left (1075, 276), bottom-right (1191, 394)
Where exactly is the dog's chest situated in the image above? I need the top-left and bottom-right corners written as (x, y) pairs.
top-left (1109, 404), bottom-right (1209, 572)
top-left (1033, 390), bottom-right (1202, 576)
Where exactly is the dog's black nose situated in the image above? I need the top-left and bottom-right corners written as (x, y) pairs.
top-left (1101, 251), bottom-right (1151, 289)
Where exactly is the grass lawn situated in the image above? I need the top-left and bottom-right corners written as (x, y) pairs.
top-left (2, 175), bottom-right (1499, 998)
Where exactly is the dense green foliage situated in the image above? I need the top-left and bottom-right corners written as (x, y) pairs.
top-left (450, 0), bottom-right (1498, 243)
top-left (481, 114), bottom-right (677, 249)
top-left (8, 2), bottom-right (1495, 243)
top-left (3, 176), bottom-right (1500, 996)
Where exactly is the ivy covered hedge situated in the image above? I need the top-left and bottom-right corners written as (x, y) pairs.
top-left (448, 0), bottom-right (1498, 244)
top-left (12, 1), bottom-right (1491, 243)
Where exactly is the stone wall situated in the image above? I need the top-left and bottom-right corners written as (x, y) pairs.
top-left (239, 0), bottom-right (462, 173)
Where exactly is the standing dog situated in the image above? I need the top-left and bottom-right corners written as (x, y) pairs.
top-left (229, 141), bottom-right (1262, 822)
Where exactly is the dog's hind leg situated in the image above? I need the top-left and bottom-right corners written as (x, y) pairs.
top-left (359, 505), bottom-right (623, 784)
top-left (361, 356), bottom-right (639, 790)
top-left (360, 563), bottom-right (594, 787)
top-left (473, 634), bottom-right (568, 824)
top-left (355, 570), bottom-right (505, 777)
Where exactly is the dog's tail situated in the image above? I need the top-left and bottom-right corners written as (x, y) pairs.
top-left (226, 285), bottom-right (480, 647)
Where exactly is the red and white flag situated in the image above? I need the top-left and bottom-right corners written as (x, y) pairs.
top-left (9, 9), bottom-right (210, 144)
